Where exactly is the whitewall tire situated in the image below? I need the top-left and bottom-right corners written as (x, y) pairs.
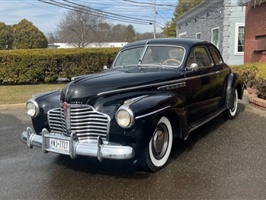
top-left (224, 89), bottom-right (238, 119)
top-left (142, 116), bottom-right (173, 172)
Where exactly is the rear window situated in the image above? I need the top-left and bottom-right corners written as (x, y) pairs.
top-left (209, 46), bottom-right (223, 65)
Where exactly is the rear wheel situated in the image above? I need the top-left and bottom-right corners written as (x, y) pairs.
top-left (224, 89), bottom-right (238, 119)
top-left (141, 116), bottom-right (173, 172)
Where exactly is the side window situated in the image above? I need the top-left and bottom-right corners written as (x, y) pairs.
top-left (187, 47), bottom-right (212, 69)
top-left (209, 46), bottom-right (223, 65)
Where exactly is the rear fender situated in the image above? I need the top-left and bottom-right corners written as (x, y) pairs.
top-left (226, 72), bottom-right (244, 109)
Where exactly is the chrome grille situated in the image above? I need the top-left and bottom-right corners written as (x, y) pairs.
top-left (48, 104), bottom-right (110, 141)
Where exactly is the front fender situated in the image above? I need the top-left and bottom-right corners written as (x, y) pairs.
top-left (128, 92), bottom-right (185, 151)
top-left (94, 92), bottom-right (186, 152)
top-left (130, 92), bottom-right (183, 118)
top-left (31, 90), bottom-right (61, 134)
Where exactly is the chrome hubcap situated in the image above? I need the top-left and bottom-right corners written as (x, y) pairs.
top-left (152, 124), bottom-right (169, 159)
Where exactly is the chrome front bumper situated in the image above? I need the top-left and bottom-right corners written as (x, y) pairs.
top-left (21, 127), bottom-right (135, 161)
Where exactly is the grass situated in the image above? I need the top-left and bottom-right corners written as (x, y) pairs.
top-left (0, 84), bottom-right (66, 105)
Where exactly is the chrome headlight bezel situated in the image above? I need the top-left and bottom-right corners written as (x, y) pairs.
top-left (26, 99), bottom-right (40, 118)
top-left (115, 106), bottom-right (135, 129)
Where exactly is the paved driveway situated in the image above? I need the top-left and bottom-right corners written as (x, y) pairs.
top-left (1, 101), bottom-right (266, 200)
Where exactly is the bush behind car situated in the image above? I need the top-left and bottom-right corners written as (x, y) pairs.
top-left (1, 49), bottom-right (265, 100)
top-left (0, 48), bottom-right (119, 84)
top-left (231, 63), bottom-right (266, 100)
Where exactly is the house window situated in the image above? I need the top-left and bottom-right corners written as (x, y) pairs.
top-left (255, 35), bottom-right (266, 52)
top-left (196, 32), bottom-right (201, 39)
top-left (179, 32), bottom-right (187, 38)
top-left (211, 28), bottom-right (220, 48)
top-left (235, 23), bottom-right (245, 55)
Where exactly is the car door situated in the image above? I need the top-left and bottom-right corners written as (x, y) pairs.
top-left (184, 46), bottom-right (218, 124)
top-left (208, 45), bottom-right (231, 109)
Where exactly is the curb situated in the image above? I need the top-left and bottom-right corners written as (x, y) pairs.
top-left (246, 88), bottom-right (266, 109)
top-left (0, 103), bottom-right (25, 110)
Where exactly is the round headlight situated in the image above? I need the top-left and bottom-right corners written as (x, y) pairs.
top-left (115, 108), bottom-right (134, 128)
top-left (26, 100), bottom-right (39, 118)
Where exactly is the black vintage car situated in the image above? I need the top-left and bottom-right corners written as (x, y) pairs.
top-left (21, 38), bottom-right (244, 172)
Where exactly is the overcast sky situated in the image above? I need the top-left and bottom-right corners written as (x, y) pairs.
top-left (0, 0), bottom-right (176, 35)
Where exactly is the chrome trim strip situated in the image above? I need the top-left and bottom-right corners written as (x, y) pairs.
top-left (124, 95), bottom-right (148, 106)
top-left (188, 108), bottom-right (226, 134)
top-left (158, 82), bottom-right (186, 90)
top-left (97, 79), bottom-right (187, 96)
top-left (115, 95), bottom-right (149, 128)
top-left (135, 105), bottom-right (171, 119)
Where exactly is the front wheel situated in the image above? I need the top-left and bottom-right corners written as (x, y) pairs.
top-left (224, 89), bottom-right (238, 119)
top-left (141, 116), bottom-right (173, 172)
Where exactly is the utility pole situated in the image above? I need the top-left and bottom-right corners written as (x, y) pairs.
top-left (153, 0), bottom-right (156, 39)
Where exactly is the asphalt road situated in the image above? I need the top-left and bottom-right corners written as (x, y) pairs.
top-left (1, 100), bottom-right (266, 200)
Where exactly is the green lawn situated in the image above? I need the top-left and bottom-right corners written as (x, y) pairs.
top-left (0, 84), bottom-right (66, 105)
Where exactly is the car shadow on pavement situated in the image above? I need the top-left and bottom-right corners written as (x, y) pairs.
top-left (51, 103), bottom-right (246, 177)
top-left (53, 155), bottom-right (151, 179)
top-left (170, 102), bottom-right (246, 161)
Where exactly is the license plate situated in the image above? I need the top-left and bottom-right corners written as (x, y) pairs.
top-left (49, 139), bottom-right (70, 153)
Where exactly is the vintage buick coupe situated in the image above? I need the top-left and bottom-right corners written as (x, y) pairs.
top-left (21, 38), bottom-right (244, 171)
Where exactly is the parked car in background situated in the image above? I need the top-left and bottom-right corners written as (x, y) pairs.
top-left (21, 38), bottom-right (244, 172)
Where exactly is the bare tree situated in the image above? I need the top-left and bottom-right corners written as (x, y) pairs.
top-left (110, 24), bottom-right (127, 42)
top-left (57, 7), bottom-right (105, 48)
top-left (46, 32), bottom-right (60, 43)
top-left (136, 32), bottom-right (163, 40)
top-left (95, 22), bottom-right (112, 43)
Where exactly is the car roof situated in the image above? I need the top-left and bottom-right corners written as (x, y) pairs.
top-left (122, 38), bottom-right (211, 49)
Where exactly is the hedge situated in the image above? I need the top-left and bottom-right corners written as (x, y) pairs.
top-left (1, 49), bottom-right (265, 100)
top-left (0, 48), bottom-right (119, 84)
top-left (231, 63), bottom-right (266, 100)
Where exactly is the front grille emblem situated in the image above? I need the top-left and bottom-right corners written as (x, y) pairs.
top-left (62, 102), bottom-right (71, 132)
top-left (63, 102), bottom-right (68, 120)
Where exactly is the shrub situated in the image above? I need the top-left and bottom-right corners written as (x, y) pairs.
top-left (231, 63), bottom-right (266, 100)
top-left (0, 48), bottom-right (119, 84)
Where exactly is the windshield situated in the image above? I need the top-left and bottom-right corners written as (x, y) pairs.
top-left (112, 45), bottom-right (185, 68)
top-left (113, 46), bottom-right (144, 67)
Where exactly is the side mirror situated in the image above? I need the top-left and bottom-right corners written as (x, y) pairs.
top-left (186, 63), bottom-right (198, 72)
top-left (103, 65), bottom-right (108, 70)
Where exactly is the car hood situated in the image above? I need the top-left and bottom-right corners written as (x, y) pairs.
top-left (61, 69), bottom-right (184, 103)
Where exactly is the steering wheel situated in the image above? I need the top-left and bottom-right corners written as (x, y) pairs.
top-left (162, 59), bottom-right (181, 66)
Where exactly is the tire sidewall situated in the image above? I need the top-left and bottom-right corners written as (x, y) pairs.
top-left (224, 89), bottom-right (238, 119)
top-left (228, 89), bottom-right (238, 118)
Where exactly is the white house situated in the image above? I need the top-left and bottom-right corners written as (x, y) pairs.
top-left (176, 0), bottom-right (245, 65)
top-left (48, 42), bottom-right (128, 49)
